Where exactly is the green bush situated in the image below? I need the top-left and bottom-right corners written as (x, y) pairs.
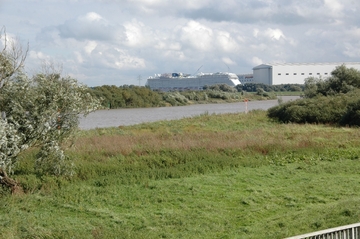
top-left (204, 83), bottom-right (237, 92)
top-left (267, 92), bottom-right (360, 125)
top-left (340, 99), bottom-right (360, 126)
top-left (162, 92), bottom-right (188, 106)
top-left (241, 83), bottom-right (304, 92)
top-left (268, 66), bottom-right (360, 125)
top-left (91, 85), bottom-right (162, 108)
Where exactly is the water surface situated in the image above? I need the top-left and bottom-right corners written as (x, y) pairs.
top-left (79, 96), bottom-right (299, 130)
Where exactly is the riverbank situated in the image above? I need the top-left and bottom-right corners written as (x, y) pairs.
top-left (2, 110), bottom-right (360, 238)
top-left (79, 95), bottom-right (300, 129)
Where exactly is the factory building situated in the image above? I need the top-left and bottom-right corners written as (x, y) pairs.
top-left (252, 62), bottom-right (360, 85)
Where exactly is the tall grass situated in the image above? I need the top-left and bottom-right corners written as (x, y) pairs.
top-left (1, 110), bottom-right (360, 238)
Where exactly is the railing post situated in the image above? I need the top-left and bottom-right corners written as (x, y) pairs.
top-left (284, 223), bottom-right (360, 239)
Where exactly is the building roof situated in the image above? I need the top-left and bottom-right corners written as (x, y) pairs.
top-left (253, 62), bottom-right (360, 70)
top-left (252, 64), bottom-right (272, 70)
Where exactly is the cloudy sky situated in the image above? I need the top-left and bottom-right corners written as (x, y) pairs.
top-left (1, 0), bottom-right (359, 87)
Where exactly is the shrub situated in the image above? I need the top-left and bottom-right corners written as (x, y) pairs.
top-left (162, 92), bottom-right (188, 106)
top-left (267, 92), bottom-right (359, 125)
top-left (269, 66), bottom-right (360, 125)
top-left (340, 99), bottom-right (360, 126)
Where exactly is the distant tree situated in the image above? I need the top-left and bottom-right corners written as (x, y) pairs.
top-left (204, 84), bottom-right (236, 92)
top-left (235, 84), bottom-right (243, 92)
top-left (91, 85), bottom-right (162, 109)
top-left (289, 85), bottom-right (302, 92)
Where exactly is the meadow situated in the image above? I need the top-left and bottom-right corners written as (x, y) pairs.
top-left (1, 110), bottom-right (360, 238)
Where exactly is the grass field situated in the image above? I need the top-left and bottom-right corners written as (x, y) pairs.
top-left (1, 110), bottom-right (360, 238)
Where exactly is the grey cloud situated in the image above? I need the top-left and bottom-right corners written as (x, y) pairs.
top-left (181, 6), bottom-right (323, 25)
top-left (36, 26), bottom-right (58, 44)
top-left (57, 14), bottom-right (122, 41)
top-left (181, 7), bottom-right (235, 23)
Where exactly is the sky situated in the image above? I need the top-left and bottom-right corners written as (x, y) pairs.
top-left (0, 0), bottom-right (360, 87)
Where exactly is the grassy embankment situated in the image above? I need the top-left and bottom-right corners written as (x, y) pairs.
top-left (1, 110), bottom-right (360, 238)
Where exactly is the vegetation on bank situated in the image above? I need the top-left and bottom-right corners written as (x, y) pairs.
top-left (1, 110), bottom-right (360, 238)
top-left (90, 83), bottom-right (303, 109)
top-left (268, 65), bottom-right (360, 126)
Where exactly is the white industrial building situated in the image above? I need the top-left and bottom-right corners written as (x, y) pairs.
top-left (252, 62), bottom-right (360, 85)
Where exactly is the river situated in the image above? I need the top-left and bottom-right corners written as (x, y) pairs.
top-left (79, 96), bottom-right (299, 130)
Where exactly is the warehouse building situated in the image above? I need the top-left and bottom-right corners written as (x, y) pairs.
top-left (252, 62), bottom-right (360, 85)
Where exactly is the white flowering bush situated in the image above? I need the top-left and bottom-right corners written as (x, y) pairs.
top-left (0, 29), bottom-right (101, 180)
top-left (0, 74), bottom-right (100, 176)
top-left (0, 118), bottom-right (23, 173)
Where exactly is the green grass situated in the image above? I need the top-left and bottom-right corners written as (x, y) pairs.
top-left (1, 110), bottom-right (360, 238)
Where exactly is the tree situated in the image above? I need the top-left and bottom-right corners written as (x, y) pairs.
top-left (326, 64), bottom-right (360, 94)
top-left (0, 28), bottom-right (100, 193)
top-left (0, 27), bottom-right (27, 87)
top-left (304, 65), bottom-right (360, 98)
top-left (303, 77), bottom-right (323, 98)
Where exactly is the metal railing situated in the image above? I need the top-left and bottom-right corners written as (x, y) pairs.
top-left (285, 223), bottom-right (360, 239)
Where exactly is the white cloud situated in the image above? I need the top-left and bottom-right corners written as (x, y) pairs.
top-left (343, 43), bottom-right (360, 58)
top-left (1, 0), bottom-right (360, 86)
top-left (0, 31), bottom-right (15, 48)
top-left (180, 20), bottom-right (213, 52)
top-left (123, 19), bottom-right (151, 47)
top-left (251, 57), bottom-right (263, 66)
top-left (126, 0), bottom-right (213, 14)
top-left (113, 49), bottom-right (146, 69)
top-left (81, 42), bottom-right (147, 70)
top-left (342, 27), bottom-right (360, 58)
top-left (264, 28), bottom-right (285, 41)
top-left (253, 29), bottom-right (259, 38)
top-left (250, 43), bottom-right (267, 51)
top-left (28, 50), bottom-right (52, 61)
top-left (222, 57), bottom-right (236, 66)
top-left (216, 31), bottom-right (239, 52)
top-left (84, 41), bottom-right (97, 54)
top-left (57, 12), bottom-right (121, 41)
top-left (324, 0), bottom-right (344, 15)
top-left (155, 42), bottom-right (181, 51)
top-left (81, 12), bottom-right (103, 21)
top-left (74, 51), bottom-right (83, 63)
top-left (127, 0), bottom-right (162, 6)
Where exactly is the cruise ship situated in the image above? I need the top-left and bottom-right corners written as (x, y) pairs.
top-left (146, 72), bottom-right (241, 91)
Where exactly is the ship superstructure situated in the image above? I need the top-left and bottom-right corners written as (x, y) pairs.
top-left (146, 72), bottom-right (241, 91)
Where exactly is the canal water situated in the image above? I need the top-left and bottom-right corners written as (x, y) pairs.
top-left (79, 96), bottom-right (299, 130)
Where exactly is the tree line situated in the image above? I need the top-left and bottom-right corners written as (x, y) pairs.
top-left (90, 83), bottom-right (304, 109)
